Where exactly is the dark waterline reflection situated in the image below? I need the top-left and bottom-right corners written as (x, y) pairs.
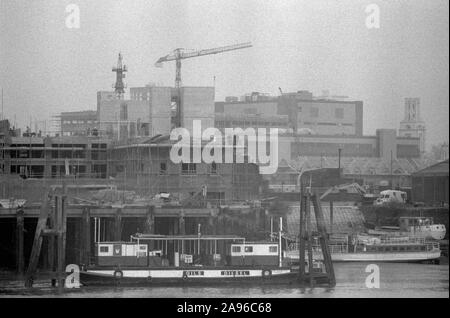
top-left (0, 263), bottom-right (448, 298)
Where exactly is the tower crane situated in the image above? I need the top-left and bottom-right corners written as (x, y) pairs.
top-left (155, 42), bottom-right (252, 89)
top-left (155, 42), bottom-right (252, 127)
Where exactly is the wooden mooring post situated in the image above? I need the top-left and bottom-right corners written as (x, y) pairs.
top-left (24, 193), bottom-right (67, 291)
top-left (81, 207), bottom-right (91, 266)
top-left (297, 191), bottom-right (336, 287)
top-left (312, 192), bottom-right (336, 287)
top-left (15, 208), bottom-right (24, 275)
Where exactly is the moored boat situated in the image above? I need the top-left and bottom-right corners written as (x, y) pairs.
top-left (285, 234), bottom-right (441, 263)
top-left (79, 234), bottom-right (328, 286)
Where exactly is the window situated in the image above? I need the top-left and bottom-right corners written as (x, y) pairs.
top-left (310, 107), bottom-right (319, 117)
top-left (269, 246), bottom-right (278, 253)
top-left (244, 246), bottom-right (253, 253)
top-left (232, 246), bottom-right (241, 253)
top-left (100, 246), bottom-right (109, 253)
top-left (160, 162), bottom-right (167, 175)
top-left (210, 162), bottom-right (217, 174)
top-left (335, 108), bottom-right (344, 119)
top-left (181, 163), bottom-right (196, 175)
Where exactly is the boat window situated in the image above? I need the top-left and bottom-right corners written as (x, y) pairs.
top-left (245, 246), bottom-right (253, 253)
top-left (100, 246), bottom-right (109, 253)
top-left (269, 246), bottom-right (278, 253)
top-left (232, 246), bottom-right (241, 253)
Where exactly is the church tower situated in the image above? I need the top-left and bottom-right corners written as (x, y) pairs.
top-left (399, 98), bottom-right (426, 155)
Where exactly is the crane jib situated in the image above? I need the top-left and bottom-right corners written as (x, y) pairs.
top-left (156, 42), bottom-right (252, 63)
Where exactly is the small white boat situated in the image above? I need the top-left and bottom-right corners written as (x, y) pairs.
top-left (285, 234), bottom-right (441, 263)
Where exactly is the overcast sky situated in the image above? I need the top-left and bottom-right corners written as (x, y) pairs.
top-left (0, 0), bottom-right (448, 148)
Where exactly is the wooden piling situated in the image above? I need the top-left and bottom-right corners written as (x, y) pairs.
top-left (179, 214), bottom-right (186, 235)
top-left (81, 207), bottom-right (91, 266)
top-left (24, 195), bottom-right (50, 287)
top-left (312, 193), bottom-right (336, 287)
top-left (305, 195), bottom-right (314, 287)
top-left (114, 208), bottom-right (122, 241)
top-left (145, 206), bottom-right (155, 234)
top-left (329, 201), bottom-right (334, 234)
top-left (15, 208), bottom-right (24, 275)
top-left (298, 194), bottom-right (306, 281)
top-left (56, 195), bottom-right (67, 292)
top-left (48, 201), bottom-right (56, 286)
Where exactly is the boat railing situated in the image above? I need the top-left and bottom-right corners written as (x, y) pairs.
top-left (287, 238), bottom-right (439, 252)
top-left (287, 242), bottom-right (348, 254)
top-left (377, 236), bottom-right (426, 245)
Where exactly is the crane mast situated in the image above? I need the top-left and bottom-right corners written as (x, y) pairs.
top-left (112, 53), bottom-right (128, 99)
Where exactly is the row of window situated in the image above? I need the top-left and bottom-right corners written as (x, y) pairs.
top-left (8, 164), bottom-right (107, 179)
top-left (365, 245), bottom-right (427, 252)
top-left (215, 121), bottom-right (286, 128)
top-left (231, 246), bottom-right (278, 253)
top-left (62, 120), bottom-right (97, 125)
top-left (160, 162), bottom-right (217, 175)
top-left (7, 150), bottom-right (107, 160)
top-left (307, 107), bottom-right (345, 119)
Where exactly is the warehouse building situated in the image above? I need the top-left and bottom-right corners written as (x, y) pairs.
top-left (411, 160), bottom-right (449, 205)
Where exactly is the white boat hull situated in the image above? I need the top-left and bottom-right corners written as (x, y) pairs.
top-left (286, 251), bottom-right (441, 262)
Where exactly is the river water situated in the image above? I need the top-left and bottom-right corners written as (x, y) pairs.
top-left (0, 263), bottom-right (448, 298)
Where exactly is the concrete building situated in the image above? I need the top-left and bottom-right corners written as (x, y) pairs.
top-left (0, 134), bottom-right (110, 179)
top-left (399, 98), bottom-right (426, 155)
top-left (59, 110), bottom-right (98, 136)
top-left (180, 87), bottom-right (215, 134)
top-left (98, 86), bottom-right (214, 140)
top-left (278, 129), bottom-right (420, 163)
top-left (215, 90), bottom-right (364, 136)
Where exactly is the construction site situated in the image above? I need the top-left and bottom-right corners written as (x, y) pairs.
top-left (0, 42), bottom-right (447, 277)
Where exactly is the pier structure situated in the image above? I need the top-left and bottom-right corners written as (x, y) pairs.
top-left (1, 203), bottom-right (270, 272)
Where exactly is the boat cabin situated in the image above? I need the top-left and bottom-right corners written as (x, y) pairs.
top-left (399, 216), bottom-right (434, 229)
top-left (95, 242), bottom-right (163, 267)
top-left (229, 242), bottom-right (279, 266)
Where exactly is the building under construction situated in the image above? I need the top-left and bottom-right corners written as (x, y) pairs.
top-left (0, 50), bottom-right (441, 273)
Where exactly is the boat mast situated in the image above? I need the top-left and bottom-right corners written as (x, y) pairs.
top-left (279, 217), bottom-right (283, 268)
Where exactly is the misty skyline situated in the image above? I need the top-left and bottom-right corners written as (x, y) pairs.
top-left (0, 0), bottom-right (448, 149)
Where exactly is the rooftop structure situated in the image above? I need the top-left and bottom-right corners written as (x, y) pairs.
top-left (399, 98), bottom-right (426, 155)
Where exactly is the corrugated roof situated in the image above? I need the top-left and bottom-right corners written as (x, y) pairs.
top-left (411, 160), bottom-right (449, 177)
top-left (286, 204), bottom-right (365, 234)
top-left (288, 156), bottom-right (438, 176)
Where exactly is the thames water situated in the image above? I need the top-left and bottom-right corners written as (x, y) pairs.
top-left (0, 263), bottom-right (448, 298)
